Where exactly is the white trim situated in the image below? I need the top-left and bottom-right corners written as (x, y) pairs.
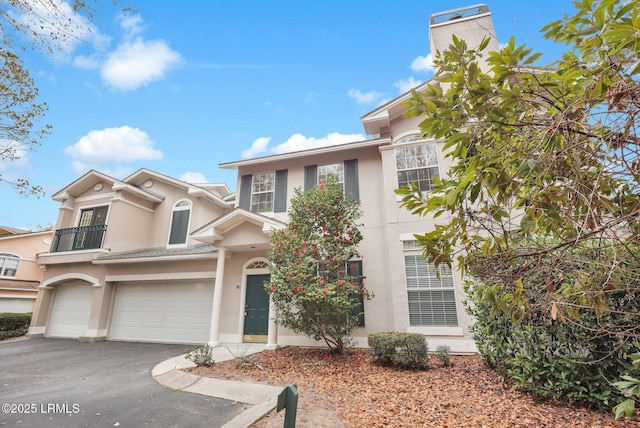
top-left (42, 273), bottom-right (101, 288)
top-left (407, 326), bottom-right (464, 336)
top-left (0, 294), bottom-right (36, 299)
top-left (399, 233), bottom-right (419, 242)
top-left (105, 271), bottom-right (215, 282)
top-left (166, 198), bottom-right (193, 248)
top-left (238, 257), bottom-right (271, 342)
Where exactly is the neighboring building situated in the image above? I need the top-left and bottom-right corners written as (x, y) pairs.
top-left (0, 228), bottom-right (55, 313)
top-left (28, 5), bottom-right (498, 352)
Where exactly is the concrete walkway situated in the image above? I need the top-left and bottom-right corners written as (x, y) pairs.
top-left (152, 344), bottom-right (284, 428)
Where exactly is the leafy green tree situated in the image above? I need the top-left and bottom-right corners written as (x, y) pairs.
top-left (267, 178), bottom-right (372, 354)
top-left (397, 0), bottom-right (640, 414)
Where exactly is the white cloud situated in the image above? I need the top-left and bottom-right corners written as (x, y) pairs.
top-left (393, 77), bottom-right (422, 94)
top-left (117, 13), bottom-right (144, 38)
top-left (70, 161), bottom-right (133, 178)
top-left (179, 171), bottom-right (209, 184)
top-left (73, 54), bottom-right (101, 70)
top-left (241, 137), bottom-right (271, 159)
top-left (411, 53), bottom-right (435, 74)
top-left (241, 132), bottom-right (366, 159)
top-left (101, 38), bottom-right (182, 91)
top-left (347, 88), bottom-right (386, 105)
top-left (65, 126), bottom-right (163, 167)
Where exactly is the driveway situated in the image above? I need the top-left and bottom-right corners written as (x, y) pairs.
top-left (0, 338), bottom-right (245, 427)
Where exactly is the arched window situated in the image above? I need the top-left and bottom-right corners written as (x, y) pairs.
top-left (394, 133), bottom-right (440, 191)
top-left (0, 253), bottom-right (20, 278)
top-left (168, 199), bottom-right (192, 246)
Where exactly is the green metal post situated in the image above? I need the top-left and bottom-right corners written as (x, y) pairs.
top-left (276, 384), bottom-right (298, 428)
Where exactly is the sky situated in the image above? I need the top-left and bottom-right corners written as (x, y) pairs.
top-left (0, 0), bottom-right (579, 230)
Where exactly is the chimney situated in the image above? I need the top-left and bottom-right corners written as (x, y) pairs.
top-left (429, 4), bottom-right (499, 56)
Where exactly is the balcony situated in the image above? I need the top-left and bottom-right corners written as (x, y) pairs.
top-left (50, 225), bottom-right (107, 253)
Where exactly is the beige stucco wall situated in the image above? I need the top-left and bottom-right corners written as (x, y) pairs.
top-left (0, 231), bottom-right (54, 282)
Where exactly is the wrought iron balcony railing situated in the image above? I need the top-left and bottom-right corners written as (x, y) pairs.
top-left (50, 225), bottom-right (107, 253)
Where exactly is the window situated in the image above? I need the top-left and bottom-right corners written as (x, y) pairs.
top-left (251, 172), bottom-right (275, 213)
top-left (314, 260), bottom-right (365, 327)
top-left (169, 199), bottom-right (192, 245)
top-left (318, 162), bottom-right (344, 187)
top-left (239, 170), bottom-right (288, 213)
top-left (404, 247), bottom-right (458, 327)
top-left (0, 253), bottom-right (20, 277)
top-left (304, 160), bottom-right (359, 200)
top-left (75, 205), bottom-right (108, 249)
top-left (395, 134), bottom-right (440, 191)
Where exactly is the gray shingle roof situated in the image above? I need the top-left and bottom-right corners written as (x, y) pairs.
top-left (96, 244), bottom-right (216, 261)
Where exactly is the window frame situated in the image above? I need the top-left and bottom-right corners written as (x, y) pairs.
top-left (167, 199), bottom-right (192, 247)
top-left (402, 240), bottom-right (461, 332)
top-left (250, 171), bottom-right (276, 213)
top-left (317, 162), bottom-right (345, 188)
top-left (0, 252), bottom-right (20, 278)
top-left (394, 133), bottom-right (441, 193)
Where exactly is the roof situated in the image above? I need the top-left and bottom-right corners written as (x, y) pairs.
top-left (93, 243), bottom-right (217, 264)
top-left (219, 137), bottom-right (390, 169)
top-left (52, 168), bottom-right (233, 209)
top-left (360, 80), bottom-right (433, 136)
top-left (0, 279), bottom-right (40, 289)
top-left (0, 226), bottom-right (31, 236)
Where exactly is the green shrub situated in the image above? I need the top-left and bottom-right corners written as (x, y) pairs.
top-left (434, 345), bottom-right (452, 367)
top-left (368, 332), bottom-right (428, 369)
top-left (466, 280), bottom-right (640, 411)
top-left (186, 345), bottom-right (215, 367)
top-left (0, 312), bottom-right (31, 340)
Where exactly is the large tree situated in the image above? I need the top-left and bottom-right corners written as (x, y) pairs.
top-left (397, 0), bottom-right (640, 415)
top-left (0, 1), bottom-right (111, 196)
top-left (267, 178), bottom-right (372, 354)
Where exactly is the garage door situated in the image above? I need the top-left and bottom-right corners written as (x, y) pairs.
top-left (109, 281), bottom-right (214, 344)
top-left (0, 297), bottom-right (34, 313)
top-left (47, 282), bottom-right (93, 338)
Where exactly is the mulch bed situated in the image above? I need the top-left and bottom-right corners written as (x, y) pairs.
top-left (188, 347), bottom-right (640, 427)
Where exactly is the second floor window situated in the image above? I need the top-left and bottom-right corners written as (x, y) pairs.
top-left (169, 200), bottom-right (192, 245)
top-left (317, 162), bottom-right (344, 187)
top-left (251, 172), bottom-right (275, 213)
top-left (239, 170), bottom-right (288, 213)
top-left (395, 134), bottom-right (440, 192)
top-left (0, 253), bottom-right (20, 277)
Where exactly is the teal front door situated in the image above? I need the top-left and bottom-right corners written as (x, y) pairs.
top-left (244, 274), bottom-right (270, 342)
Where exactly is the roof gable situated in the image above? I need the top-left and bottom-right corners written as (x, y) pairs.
top-left (360, 80), bottom-right (432, 137)
top-left (191, 208), bottom-right (285, 244)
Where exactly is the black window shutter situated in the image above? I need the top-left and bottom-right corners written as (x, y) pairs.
top-left (344, 159), bottom-right (359, 201)
top-left (274, 169), bottom-right (288, 212)
top-left (347, 260), bottom-right (365, 326)
top-left (169, 209), bottom-right (190, 245)
top-left (239, 174), bottom-right (252, 210)
top-left (304, 165), bottom-right (317, 191)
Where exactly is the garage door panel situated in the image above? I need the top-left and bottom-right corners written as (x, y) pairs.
top-left (0, 298), bottom-right (34, 313)
top-left (47, 283), bottom-right (93, 338)
top-left (110, 281), bottom-right (214, 344)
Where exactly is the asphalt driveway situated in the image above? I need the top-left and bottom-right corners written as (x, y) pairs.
top-left (0, 337), bottom-right (245, 427)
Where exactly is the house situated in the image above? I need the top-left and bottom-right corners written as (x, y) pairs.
top-left (0, 227), bottom-right (55, 313)
top-left (28, 4), bottom-right (498, 352)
